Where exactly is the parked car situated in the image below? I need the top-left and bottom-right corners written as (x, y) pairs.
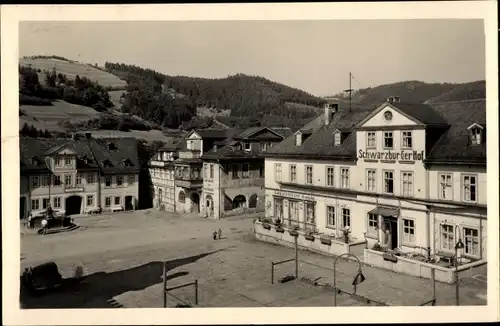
top-left (22, 262), bottom-right (63, 293)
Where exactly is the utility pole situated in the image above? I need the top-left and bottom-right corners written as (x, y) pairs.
top-left (343, 72), bottom-right (354, 112)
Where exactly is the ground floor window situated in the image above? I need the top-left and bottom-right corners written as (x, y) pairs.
top-left (42, 198), bottom-right (50, 209)
top-left (341, 208), bottom-right (351, 228)
top-left (288, 200), bottom-right (299, 227)
top-left (114, 196), bottom-right (121, 205)
top-left (403, 219), bottom-right (416, 244)
top-left (274, 198), bottom-right (283, 220)
top-left (441, 224), bottom-right (454, 251)
top-left (367, 213), bottom-right (378, 237)
top-left (31, 199), bottom-right (39, 210)
top-left (305, 202), bottom-right (315, 231)
top-left (105, 197), bottom-right (111, 207)
top-left (87, 195), bottom-right (94, 207)
top-left (53, 197), bottom-right (61, 209)
top-left (464, 227), bottom-right (479, 256)
top-left (327, 206), bottom-right (335, 228)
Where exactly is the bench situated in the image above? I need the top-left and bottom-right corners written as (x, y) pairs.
top-left (111, 205), bottom-right (124, 213)
top-left (84, 207), bottom-right (101, 215)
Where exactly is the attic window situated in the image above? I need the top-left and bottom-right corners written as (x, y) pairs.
top-left (334, 132), bottom-right (341, 146)
top-left (122, 159), bottom-right (133, 167)
top-left (295, 133), bottom-right (302, 146)
top-left (102, 159), bottom-right (114, 167)
top-left (107, 142), bottom-right (117, 150)
top-left (244, 142), bottom-right (251, 151)
top-left (467, 123), bottom-right (484, 145)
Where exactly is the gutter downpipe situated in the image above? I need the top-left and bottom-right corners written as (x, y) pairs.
top-left (425, 163), bottom-right (431, 260)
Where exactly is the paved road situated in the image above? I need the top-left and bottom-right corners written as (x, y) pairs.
top-left (20, 209), bottom-right (488, 308)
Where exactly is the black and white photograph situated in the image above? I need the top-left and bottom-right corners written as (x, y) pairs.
top-left (1, 2), bottom-right (498, 325)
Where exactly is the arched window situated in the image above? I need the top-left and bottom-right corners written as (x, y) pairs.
top-left (178, 191), bottom-right (186, 203)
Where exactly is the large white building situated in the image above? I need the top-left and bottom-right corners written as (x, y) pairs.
top-left (262, 98), bottom-right (487, 263)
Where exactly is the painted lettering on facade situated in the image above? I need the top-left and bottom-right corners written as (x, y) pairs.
top-left (358, 150), bottom-right (425, 161)
top-left (274, 190), bottom-right (315, 201)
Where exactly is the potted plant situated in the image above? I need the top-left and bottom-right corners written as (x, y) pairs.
top-left (289, 225), bottom-right (299, 237)
top-left (342, 228), bottom-right (350, 244)
top-left (262, 222), bottom-right (271, 230)
top-left (304, 230), bottom-right (315, 241)
top-left (320, 234), bottom-right (332, 246)
top-left (275, 224), bottom-right (285, 233)
top-left (372, 242), bottom-right (382, 252)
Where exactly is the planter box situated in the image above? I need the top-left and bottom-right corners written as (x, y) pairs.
top-left (304, 234), bottom-right (315, 241)
top-left (275, 227), bottom-right (285, 233)
top-left (289, 229), bottom-right (299, 237)
top-left (262, 223), bottom-right (271, 230)
top-left (383, 253), bottom-right (398, 263)
top-left (320, 238), bottom-right (332, 246)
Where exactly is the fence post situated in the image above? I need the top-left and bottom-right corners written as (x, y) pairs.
top-left (163, 261), bottom-right (167, 308)
top-left (271, 262), bottom-right (274, 284)
top-left (194, 279), bottom-right (199, 305)
top-left (294, 235), bottom-right (299, 279)
top-left (431, 268), bottom-right (436, 306)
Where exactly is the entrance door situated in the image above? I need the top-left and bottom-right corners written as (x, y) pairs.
top-left (206, 195), bottom-right (214, 217)
top-left (383, 218), bottom-right (398, 250)
top-left (125, 196), bottom-right (134, 211)
top-left (65, 196), bottom-right (82, 216)
top-left (190, 192), bottom-right (200, 213)
top-left (20, 197), bottom-right (26, 219)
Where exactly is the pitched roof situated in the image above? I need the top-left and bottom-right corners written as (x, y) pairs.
top-left (191, 128), bottom-right (228, 139)
top-left (235, 126), bottom-right (289, 140)
top-left (391, 102), bottom-right (448, 126)
top-left (88, 137), bottom-right (140, 174)
top-left (201, 145), bottom-right (264, 160)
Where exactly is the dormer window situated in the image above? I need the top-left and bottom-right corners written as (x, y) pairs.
top-left (467, 123), bottom-right (484, 145)
top-left (244, 142), bottom-right (251, 151)
top-left (102, 159), bottom-right (114, 167)
top-left (107, 142), bottom-right (117, 151)
top-left (295, 133), bottom-right (302, 146)
top-left (122, 159), bottom-right (133, 167)
top-left (334, 131), bottom-right (341, 146)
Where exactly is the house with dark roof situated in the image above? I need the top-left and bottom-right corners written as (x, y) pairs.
top-left (20, 133), bottom-right (140, 219)
top-left (200, 126), bottom-right (289, 219)
top-left (257, 97), bottom-right (487, 282)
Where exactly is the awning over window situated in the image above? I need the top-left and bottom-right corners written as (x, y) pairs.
top-left (224, 186), bottom-right (262, 201)
top-left (368, 206), bottom-right (399, 217)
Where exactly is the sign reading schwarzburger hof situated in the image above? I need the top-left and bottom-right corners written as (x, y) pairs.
top-left (358, 149), bottom-right (425, 161)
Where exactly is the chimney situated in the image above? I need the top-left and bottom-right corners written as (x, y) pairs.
top-left (393, 96), bottom-right (400, 103)
top-left (324, 103), bottom-right (338, 126)
top-left (85, 132), bottom-right (91, 140)
top-left (71, 133), bottom-right (77, 140)
top-left (387, 97), bottom-right (394, 103)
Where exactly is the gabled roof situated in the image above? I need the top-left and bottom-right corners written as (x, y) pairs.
top-left (201, 145), bottom-right (265, 160)
top-left (235, 126), bottom-right (287, 140)
top-left (188, 128), bottom-right (228, 139)
top-left (467, 122), bottom-right (485, 130)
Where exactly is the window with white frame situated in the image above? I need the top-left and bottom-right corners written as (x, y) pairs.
top-left (464, 227), bottom-right (479, 256)
top-left (105, 197), bottom-right (111, 207)
top-left (402, 131), bottom-right (413, 148)
top-left (274, 198), bottom-right (283, 220)
top-left (341, 208), bottom-right (351, 228)
top-left (231, 164), bottom-right (239, 179)
top-left (53, 197), bottom-right (61, 208)
top-left (367, 213), bottom-right (378, 237)
top-left (105, 176), bottom-right (112, 187)
top-left (64, 175), bottom-right (72, 187)
top-left (128, 175), bottom-right (135, 185)
top-left (441, 224), bottom-right (454, 251)
top-left (114, 196), bottom-right (121, 205)
top-left (42, 198), bottom-right (50, 209)
top-left (340, 167), bottom-right (349, 188)
top-left (76, 174), bottom-right (83, 185)
top-left (31, 199), bottom-right (40, 210)
top-left (439, 174), bottom-right (453, 200)
top-left (384, 170), bottom-right (394, 194)
top-left (53, 175), bottom-right (62, 187)
top-left (244, 142), bottom-right (251, 151)
top-left (290, 165), bottom-right (297, 183)
top-left (289, 200), bottom-right (299, 227)
top-left (469, 126), bottom-right (482, 145)
top-left (463, 175), bottom-right (477, 202)
top-left (41, 175), bottom-right (50, 187)
top-left (87, 195), bottom-right (94, 206)
top-left (210, 164), bottom-right (214, 179)
top-left (242, 163), bottom-right (249, 178)
top-left (366, 169), bottom-right (376, 192)
top-left (403, 219), bottom-right (416, 244)
top-left (86, 173), bottom-right (94, 185)
top-left (204, 164), bottom-right (208, 178)
top-left (31, 176), bottom-right (40, 188)
top-left (366, 132), bottom-right (376, 148)
top-left (401, 171), bottom-right (413, 197)
top-left (334, 132), bottom-right (341, 146)
top-left (326, 167), bottom-right (334, 187)
top-left (327, 206), bottom-right (335, 227)
top-left (305, 165), bottom-right (313, 184)
top-left (305, 202), bottom-right (315, 231)
top-left (64, 157), bottom-right (72, 166)
top-left (54, 157), bottom-right (62, 167)
top-left (384, 132), bottom-right (393, 149)
top-left (275, 164), bottom-right (282, 182)
top-left (117, 175), bottom-right (124, 187)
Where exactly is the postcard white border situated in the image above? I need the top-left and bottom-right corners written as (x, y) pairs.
top-left (2, 2), bottom-right (499, 325)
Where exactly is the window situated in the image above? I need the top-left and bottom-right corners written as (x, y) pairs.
top-left (210, 164), bottom-right (214, 179)
top-left (242, 163), bottom-right (249, 178)
top-left (54, 157), bottom-right (62, 167)
top-left (64, 157), bottom-right (72, 166)
top-left (288, 201), bottom-right (299, 227)
top-left (76, 174), bottom-right (83, 185)
top-left (260, 142), bottom-right (269, 152)
top-left (384, 170), bottom-right (394, 194)
top-left (327, 206), bottom-right (335, 227)
top-left (402, 131), bottom-right (413, 149)
top-left (53, 197), bottom-right (61, 208)
top-left (31, 199), bottom-right (39, 210)
top-left (275, 164), bottom-right (282, 182)
top-left (305, 165), bottom-right (313, 184)
top-left (114, 196), bottom-right (121, 205)
top-left (105, 197), bottom-right (111, 207)
top-left (401, 172), bottom-right (413, 197)
top-left (305, 202), bottom-right (315, 231)
top-left (367, 213), bottom-right (378, 237)
top-left (403, 219), bottom-right (416, 244)
top-left (42, 198), bottom-right (50, 209)
top-left (441, 224), bottom-right (454, 251)
top-left (128, 175), bottom-right (135, 185)
top-left (366, 132), bottom-right (376, 148)
top-left (290, 165), bottom-right (297, 183)
top-left (87, 195), bottom-right (94, 206)
top-left (295, 133), bottom-right (302, 146)
top-left (31, 176), bottom-right (40, 188)
top-left (334, 132), bottom-right (341, 146)
top-left (53, 175), bottom-right (62, 187)
top-left (64, 175), bottom-right (72, 187)
top-left (231, 164), bottom-right (239, 179)
top-left (366, 169), bottom-right (376, 192)
top-left (117, 176), bottom-right (124, 187)
top-left (204, 164), bottom-right (208, 178)
top-left (439, 174), bottom-right (453, 200)
top-left (340, 168), bottom-right (349, 188)
top-left (274, 198), bottom-right (283, 220)
top-left (244, 142), bottom-right (251, 151)
top-left (326, 167), bottom-right (334, 187)
top-left (463, 175), bottom-right (477, 202)
top-left (464, 228), bottom-right (479, 256)
top-left (41, 175), bottom-right (50, 187)
top-left (341, 208), bottom-right (351, 228)
top-left (470, 127), bottom-right (482, 145)
top-left (384, 132), bottom-right (393, 149)
top-left (105, 176), bottom-right (112, 187)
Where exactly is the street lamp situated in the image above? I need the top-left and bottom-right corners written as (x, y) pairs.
top-left (454, 238), bottom-right (465, 306)
top-left (333, 253), bottom-right (366, 306)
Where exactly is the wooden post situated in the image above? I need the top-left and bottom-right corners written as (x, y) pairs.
top-left (271, 262), bottom-right (274, 284)
top-left (163, 261), bottom-right (167, 308)
top-left (294, 235), bottom-right (299, 279)
top-left (431, 268), bottom-right (436, 306)
top-left (194, 279), bottom-right (199, 305)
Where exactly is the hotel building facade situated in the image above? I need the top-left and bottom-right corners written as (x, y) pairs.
top-left (263, 98), bottom-right (487, 263)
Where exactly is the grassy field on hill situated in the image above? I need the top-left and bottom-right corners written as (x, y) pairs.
top-left (20, 58), bottom-right (127, 89)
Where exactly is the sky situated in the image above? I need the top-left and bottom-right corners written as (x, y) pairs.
top-left (19, 20), bottom-right (485, 96)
